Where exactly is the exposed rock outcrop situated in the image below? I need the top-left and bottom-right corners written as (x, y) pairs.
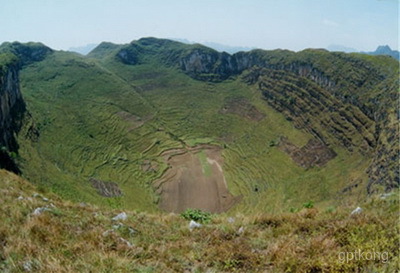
top-left (0, 54), bottom-right (25, 172)
top-left (243, 67), bottom-right (376, 152)
top-left (0, 42), bottom-right (51, 172)
top-left (89, 177), bottom-right (123, 197)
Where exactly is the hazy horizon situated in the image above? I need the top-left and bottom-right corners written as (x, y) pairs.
top-left (1, 0), bottom-right (398, 52)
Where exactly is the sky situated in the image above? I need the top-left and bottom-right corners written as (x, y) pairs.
top-left (0, 0), bottom-right (398, 52)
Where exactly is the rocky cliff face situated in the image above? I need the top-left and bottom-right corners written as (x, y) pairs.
top-left (0, 60), bottom-right (23, 147)
top-left (243, 67), bottom-right (376, 152)
top-left (0, 42), bottom-right (53, 149)
top-left (0, 55), bottom-right (25, 172)
top-left (178, 48), bottom-right (265, 80)
top-left (0, 42), bottom-right (51, 172)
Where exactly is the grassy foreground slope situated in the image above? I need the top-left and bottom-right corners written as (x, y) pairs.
top-left (0, 170), bottom-right (398, 272)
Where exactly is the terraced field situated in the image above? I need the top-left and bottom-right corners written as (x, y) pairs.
top-left (1, 38), bottom-right (394, 214)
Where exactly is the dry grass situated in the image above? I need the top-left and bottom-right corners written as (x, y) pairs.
top-left (0, 170), bottom-right (398, 272)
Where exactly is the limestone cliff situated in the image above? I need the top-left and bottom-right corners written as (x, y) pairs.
top-left (0, 42), bottom-right (51, 172)
top-left (0, 54), bottom-right (25, 172)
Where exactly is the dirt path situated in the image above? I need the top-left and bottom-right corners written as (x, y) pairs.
top-left (154, 145), bottom-right (240, 213)
top-left (206, 157), bottom-right (228, 188)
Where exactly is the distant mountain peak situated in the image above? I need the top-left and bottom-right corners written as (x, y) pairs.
top-left (68, 43), bottom-right (98, 55)
top-left (326, 44), bottom-right (358, 53)
top-left (364, 45), bottom-right (399, 60)
top-left (376, 45), bottom-right (391, 51)
top-left (170, 38), bottom-right (254, 54)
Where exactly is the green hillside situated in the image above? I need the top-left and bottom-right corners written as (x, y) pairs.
top-left (0, 37), bottom-right (398, 272)
top-left (0, 38), bottom-right (395, 215)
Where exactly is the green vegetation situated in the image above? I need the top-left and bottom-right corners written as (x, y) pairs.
top-left (0, 170), bottom-right (398, 272)
top-left (181, 208), bottom-right (212, 223)
top-left (303, 200), bottom-right (314, 209)
top-left (0, 38), bottom-right (398, 271)
top-left (197, 151), bottom-right (212, 177)
top-left (0, 38), bottom-right (392, 215)
top-left (0, 52), bottom-right (18, 72)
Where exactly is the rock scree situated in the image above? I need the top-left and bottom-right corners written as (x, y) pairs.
top-left (89, 177), bottom-right (123, 197)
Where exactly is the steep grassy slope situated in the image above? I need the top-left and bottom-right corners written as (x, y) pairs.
top-left (0, 38), bottom-right (395, 215)
top-left (16, 51), bottom-right (160, 211)
top-left (0, 170), bottom-right (398, 272)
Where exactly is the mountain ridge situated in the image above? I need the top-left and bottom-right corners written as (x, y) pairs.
top-left (0, 37), bottom-right (397, 215)
top-left (0, 36), bottom-right (398, 272)
top-left (90, 37), bottom-right (398, 192)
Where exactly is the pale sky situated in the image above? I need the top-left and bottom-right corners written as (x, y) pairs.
top-left (0, 0), bottom-right (398, 52)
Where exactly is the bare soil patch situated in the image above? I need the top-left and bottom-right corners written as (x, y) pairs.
top-left (141, 160), bottom-right (159, 173)
top-left (220, 97), bottom-right (265, 121)
top-left (116, 111), bottom-right (149, 131)
top-left (279, 137), bottom-right (337, 168)
top-left (89, 177), bottom-right (123, 197)
top-left (154, 145), bottom-right (241, 213)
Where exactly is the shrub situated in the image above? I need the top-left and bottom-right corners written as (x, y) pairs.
top-left (181, 208), bottom-right (212, 223)
top-left (303, 201), bottom-right (314, 209)
top-left (269, 140), bottom-right (276, 147)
